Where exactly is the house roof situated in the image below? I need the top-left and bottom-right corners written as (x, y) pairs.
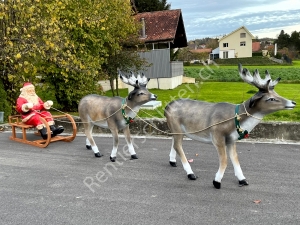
top-left (252, 42), bottom-right (261, 52)
top-left (190, 48), bottom-right (212, 53)
top-left (134, 9), bottom-right (188, 48)
top-left (218, 26), bottom-right (255, 42)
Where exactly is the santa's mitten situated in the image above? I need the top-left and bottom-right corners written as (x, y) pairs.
top-left (22, 102), bottom-right (33, 112)
top-left (44, 100), bottom-right (53, 109)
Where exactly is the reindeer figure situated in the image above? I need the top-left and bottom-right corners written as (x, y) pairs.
top-left (78, 72), bottom-right (157, 160)
top-left (164, 63), bottom-right (296, 189)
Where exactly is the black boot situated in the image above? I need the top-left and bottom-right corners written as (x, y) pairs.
top-left (50, 125), bottom-right (64, 137)
top-left (39, 127), bottom-right (48, 140)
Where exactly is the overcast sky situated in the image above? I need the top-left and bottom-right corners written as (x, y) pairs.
top-left (169, 0), bottom-right (300, 40)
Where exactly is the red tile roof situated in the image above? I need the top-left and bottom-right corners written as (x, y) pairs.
top-left (190, 48), bottom-right (212, 53)
top-left (252, 42), bottom-right (261, 52)
top-left (135, 9), bottom-right (187, 48)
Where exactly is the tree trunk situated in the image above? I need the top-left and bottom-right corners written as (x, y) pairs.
top-left (109, 78), bottom-right (115, 96)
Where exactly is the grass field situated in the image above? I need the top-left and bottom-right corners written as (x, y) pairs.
top-left (105, 81), bottom-right (300, 122)
top-left (183, 64), bottom-right (300, 83)
top-left (47, 60), bottom-right (300, 122)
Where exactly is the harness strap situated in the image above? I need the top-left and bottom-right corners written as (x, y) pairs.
top-left (122, 98), bottom-right (135, 125)
top-left (235, 104), bottom-right (249, 140)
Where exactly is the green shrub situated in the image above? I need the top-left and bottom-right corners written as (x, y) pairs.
top-left (0, 80), bottom-right (12, 123)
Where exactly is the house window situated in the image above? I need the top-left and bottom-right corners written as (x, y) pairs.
top-left (223, 43), bottom-right (228, 47)
top-left (240, 33), bottom-right (246, 38)
top-left (223, 51), bottom-right (228, 59)
top-left (240, 41), bottom-right (246, 46)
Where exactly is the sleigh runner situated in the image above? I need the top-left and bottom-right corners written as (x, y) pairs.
top-left (9, 114), bottom-right (77, 148)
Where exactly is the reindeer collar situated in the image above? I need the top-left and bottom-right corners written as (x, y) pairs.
top-left (235, 104), bottom-right (249, 140)
top-left (122, 98), bottom-right (135, 125)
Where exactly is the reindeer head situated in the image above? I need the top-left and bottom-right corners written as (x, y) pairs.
top-left (119, 71), bottom-right (157, 104)
top-left (238, 63), bottom-right (296, 113)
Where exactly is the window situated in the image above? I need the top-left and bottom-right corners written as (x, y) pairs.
top-left (240, 41), bottom-right (246, 46)
top-left (223, 43), bottom-right (228, 47)
top-left (223, 51), bottom-right (228, 59)
top-left (240, 33), bottom-right (246, 38)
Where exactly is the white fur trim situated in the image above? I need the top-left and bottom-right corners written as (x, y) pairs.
top-left (20, 84), bottom-right (34, 92)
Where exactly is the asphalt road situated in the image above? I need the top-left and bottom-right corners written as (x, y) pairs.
top-left (1, 131), bottom-right (300, 225)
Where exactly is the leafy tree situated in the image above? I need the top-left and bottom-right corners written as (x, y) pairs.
top-left (1, 0), bottom-right (141, 112)
top-left (205, 38), bottom-right (219, 50)
top-left (133, 0), bottom-right (171, 13)
top-left (290, 31), bottom-right (300, 51)
top-left (276, 30), bottom-right (290, 49)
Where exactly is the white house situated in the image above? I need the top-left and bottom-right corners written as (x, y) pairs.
top-left (218, 26), bottom-right (255, 59)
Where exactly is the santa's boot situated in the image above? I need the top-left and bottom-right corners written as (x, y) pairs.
top-left (39, 127), bottom-right (48, 140)
top-left (50, 125), bottom-right (64, 137)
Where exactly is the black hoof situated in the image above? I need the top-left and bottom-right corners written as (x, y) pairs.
top-left (94, 152), bottom-right (103, 158)
top-left (213, 180), bottom-right (221, 189)
top-left (86, 145), bottom-right (92, 150)
top-left (110, 156), bottom-right (116, 162)
top-left (131, 154), bottom-right (138, 160)
top-left (239, 179), bottom-right (249, 187)
top-left (187, 174), bottom-right (197, 180)
top-left (169, 161), bottom-right (177, 167)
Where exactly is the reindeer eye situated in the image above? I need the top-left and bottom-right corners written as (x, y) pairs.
top-left (267, 98), bottom-right (277, 102)
top-left (137, 92), bottom-right (145, 96)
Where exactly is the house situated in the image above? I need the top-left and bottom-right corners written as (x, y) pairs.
top-left (252, 42), bottom-right (261, 52)
top-left (131, 9), bottom-right (188, 89)
top-left (218, 26), bottom-right (255, 59)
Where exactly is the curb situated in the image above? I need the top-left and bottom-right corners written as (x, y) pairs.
top-left (2, 118), bottom-right (300, 142)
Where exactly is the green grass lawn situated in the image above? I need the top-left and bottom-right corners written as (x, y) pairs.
top-left (105, 81), bottom-right (300, 122)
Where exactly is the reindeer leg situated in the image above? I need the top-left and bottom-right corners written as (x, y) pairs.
top-left (109, 128), bottom-right (119, 162)
top-left (123, 126), bottom-right (138, 160)
top-left (83, 123), bottom-right (102, 158)
top-left (173, 134), bottom-right (197, 180)
top-left (213, 140), bottom-right (228, 189)
top-left (228, 143), bottom-right (248, 187)
top-left (169, 137), bottom-right (177, 167)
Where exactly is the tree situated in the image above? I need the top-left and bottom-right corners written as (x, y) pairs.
top-left (205, 38), bottom-right (219, 50)
top-left (276, 30), bottom-right (290, 49)
top-left (289, 31), bottom-right (300, 51)
top-left (133, 0), bottom-right (171, 13)
top-left (1, 0), bottom-right (141, 111)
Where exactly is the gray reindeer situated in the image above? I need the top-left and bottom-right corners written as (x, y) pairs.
top-left (78, 72), bottom-right (157, 160)
top-left (164, 63), bottom-right (296, 189)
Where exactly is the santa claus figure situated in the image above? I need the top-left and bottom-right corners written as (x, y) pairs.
top-left (16, 82), bottom-right (64, 139)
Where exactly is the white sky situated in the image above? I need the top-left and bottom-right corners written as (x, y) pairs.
top-left (169, 0), bottom-right (300, 40)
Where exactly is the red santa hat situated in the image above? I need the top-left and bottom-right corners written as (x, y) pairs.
top-left (20, 82), bottom-right (35, 92)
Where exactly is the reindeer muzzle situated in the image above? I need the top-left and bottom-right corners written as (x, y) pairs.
top-left (151, 94), bottom-right (157, 100)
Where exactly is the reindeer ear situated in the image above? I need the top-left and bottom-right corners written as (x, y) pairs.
top-left (249, 92), bottom-right (264, 108)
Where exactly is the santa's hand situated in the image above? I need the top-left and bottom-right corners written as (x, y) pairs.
top-left (43, 100), bottom-right (53, 109)
top-left (22, 102), bottom-right (33, 112)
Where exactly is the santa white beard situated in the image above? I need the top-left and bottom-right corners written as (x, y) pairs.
top-left (20, 92), bottom-right (39, 105)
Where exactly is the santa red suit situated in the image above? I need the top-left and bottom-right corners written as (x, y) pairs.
top-left (16, 82), bottom-right (64, 139)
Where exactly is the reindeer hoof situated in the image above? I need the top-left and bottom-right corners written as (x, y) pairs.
top-left (239, 179), bottom-right (249, 187)
top-left (213, 180), bottom-right (221, 189)
top-left (86, 145), bottom-right (92, 150)
top-left (94, 153), bottom-right (103, 158)
top-left (187, 174), bottom-right (197, 180)
top-left (169, 161), bottom-right (177, 167)
top-left (130, 154), bottom-right (138, 160)
top-left (110, 156), bottom-right (116, 162)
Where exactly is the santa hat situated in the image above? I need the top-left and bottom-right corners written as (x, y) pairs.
top-left (20, 82), bottom-right (35, 92)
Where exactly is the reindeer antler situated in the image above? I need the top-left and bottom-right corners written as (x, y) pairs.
top-left (238, 63), bottom-right (280, 90)
top-left (119, 71), bottom-right (150, 88)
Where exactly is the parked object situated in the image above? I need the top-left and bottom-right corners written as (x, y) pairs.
top-left (78, 72), bottom-right (157, 160)
top-left (164, 63), bottom-right (296, 189)
top-left (8, 114), bottom-right (76, 148)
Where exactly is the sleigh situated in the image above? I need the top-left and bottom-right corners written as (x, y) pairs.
top-left (8, 114), bottom-right (77, 148)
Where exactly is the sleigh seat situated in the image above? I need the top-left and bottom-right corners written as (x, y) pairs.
top-left (8, 114), bottom-right (77, 148)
